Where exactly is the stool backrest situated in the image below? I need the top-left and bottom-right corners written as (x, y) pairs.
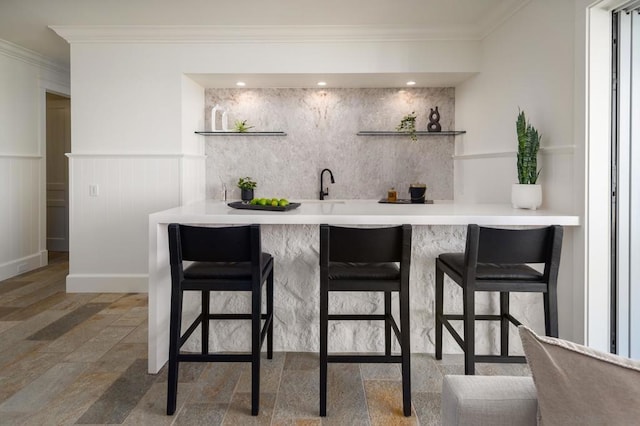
top-left (319, 224), bottom-right (412, 264)
top-left (466, 224), bottom-right (563, 281)
top-left (168, 223), bottom-right (260, 264)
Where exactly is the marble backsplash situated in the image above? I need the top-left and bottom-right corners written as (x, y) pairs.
top-left (204, 88), bottom-right (455, 201)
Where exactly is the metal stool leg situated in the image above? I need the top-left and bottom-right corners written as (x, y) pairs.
top-left (500, 292), bottom-right (509, 357)
top-left (319, 277), bottom-right (328, 417)
top-left (463, 286), bottom-right (475, 375)
top-left (400, 282), bottom-right (411, 416)
top-left (435, 261), bottom-right (444, 360)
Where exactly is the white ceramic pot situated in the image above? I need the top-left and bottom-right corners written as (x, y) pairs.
top-left (511, 184), bottom-right (542, 210)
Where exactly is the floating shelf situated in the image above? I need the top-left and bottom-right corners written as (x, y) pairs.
top-left (195, 131), bottom-right (287, 136)
top-left (357, 130), bottom-right (466, 136)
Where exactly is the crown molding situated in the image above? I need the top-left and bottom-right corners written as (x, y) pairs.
top-left (50, 24), bottom-right (484, 44)
top-left (0, 39), bottom-right (69, 74)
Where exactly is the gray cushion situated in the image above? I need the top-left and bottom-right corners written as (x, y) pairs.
top-left (183, 253), bottom-right (272, 279)
top-left (442, 375), bottom-right (538, 426)
top-left (328, 262), bottom-right (399, 280)
top-left (519, 325), bottom-right (640, 426)
top-left (439, 253), bottom-right (542, 281)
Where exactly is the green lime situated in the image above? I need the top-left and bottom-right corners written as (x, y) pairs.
top-left (271, 200), bottom-right (279, 207)
top-left (278, 199), bottom-right (289, 207)
top-left (250, 198), bottom-right (258, 205)
top-left (257, 198), bottom-right (267, 206)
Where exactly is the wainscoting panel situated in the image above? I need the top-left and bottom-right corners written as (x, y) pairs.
top-left (0, 155), bottom-right (46, 281)
top-left (67, 154), bottom-right (182, 292)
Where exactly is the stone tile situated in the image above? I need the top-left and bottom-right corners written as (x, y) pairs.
top-left (75, 358), bottom-right (156, 424)
top-left (283, 352), bottom-right (319, 371)
top-left (0, 350), bottom-right (65, 404)
top-left (0, 310), bottom-right (68, 347)
top-left (0, 339), bottom-right (44, 371)
top-left (360, 362), bottom-right (401, 381)
top-left (476, 362), bottom-right (531, 376)
top-left (323, 364), bottom-right (369, 426)
top-left (175, 402), bottom-right (228, 425)
top-left (412, 391), bottom-right (441, 426)
top-left (0, 280), bottom-right (34, 296)
top-left (0, 320), bottom-right (19, 334)
top-left (6, 279), bottom-right (65, 308)
top-left (64, 326), bottom-right (135, 363)
top-left (236, 352), bottom-right (285, 394)
top-left (0, 361), bottom-right (89, 412)
top-left (0, 410), bottom-right (32, 424)
top-left (154, 361), bottom-right (208, 384)
top-left (411, 354), bottom-right (445, 393)
top-left (271, 420), bottom-right (322, 426)
top-left (0, 275), bottom-right (65, 305)
top-left (89, 293), bottom-right (127, 304)
top-left (102, 293), bottom-right (148, 314)
top-left (111, 306), bottom-right (147, 327)
top-left (437, 363), bottom-right (465, 377)
top-left (1, 292), bottom-right (66, 321)
top-left (48, 292), bottom-right (102, 312)
top-left (27, 303), bottom-right (110, 341)
top-left (272, 370), bottom-right (319, 421)
top-left (123, 381), bottom-right (196, 425)
top-left (222, 392), bottom-right (276, 425)
top-left (121, 322), bottom-right (148, 343)
top-left (39, 312), bottom-right (122, 353)
top-left (20, 370), bottom-right (119, 425)
top-left (89, 342), bottom-right (147, 373)
top-left (189, 363), bottom-right (243, 404)
top-left (0, 306), bottom-right (20, 319)
top-left (363, 380), bottom-right (418, 425)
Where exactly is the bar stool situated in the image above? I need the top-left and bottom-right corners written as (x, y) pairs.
top-left (319, 224), bottom-right (413, 417)
top-left (166, 223), bottom-right (274, 416)
top-left (435, 224), bottom-right (563, 375)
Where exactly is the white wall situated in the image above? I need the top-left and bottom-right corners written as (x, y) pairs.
top-left (0, 40), bottom-right (69, 281)
top-left (455, 0), bottom-right (580, 341)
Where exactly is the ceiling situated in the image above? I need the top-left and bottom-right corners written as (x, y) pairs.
top-left (0, 0), bottom-right (529, 87)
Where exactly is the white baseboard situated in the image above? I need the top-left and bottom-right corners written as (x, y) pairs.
top-left (0, 251), bottom-right (48, 281)
top-left (66, 273), bottom-right (148, 293)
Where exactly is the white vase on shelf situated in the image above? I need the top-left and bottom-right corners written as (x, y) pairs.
top-left (511, 184), bottom-right (542, 210)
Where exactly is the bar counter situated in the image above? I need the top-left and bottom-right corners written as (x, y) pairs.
top-left (148, 199), bottom-right (579, 373)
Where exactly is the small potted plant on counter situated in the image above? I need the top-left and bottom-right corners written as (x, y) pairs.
top-left (237, 176), bottom-right (257, 203)
top-left (512, 109), bottom-right (542, 210)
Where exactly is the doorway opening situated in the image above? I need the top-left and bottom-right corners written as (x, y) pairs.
top-left (45, 92), bottom-right (70, 257)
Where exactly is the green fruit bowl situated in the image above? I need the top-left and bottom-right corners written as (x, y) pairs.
top-left (227, 201), bottom-right (301, 212)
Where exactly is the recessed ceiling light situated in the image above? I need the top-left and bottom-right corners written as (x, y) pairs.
top-left (236, 81), bottom-right (246, 87)
top-left (406, 81), bottom-right (416, 86)
top-left (317, 81), bottom-right (327, 86)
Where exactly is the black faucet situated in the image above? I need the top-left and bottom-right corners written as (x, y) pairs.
top-left (319, 168), bottom-right (335, 200)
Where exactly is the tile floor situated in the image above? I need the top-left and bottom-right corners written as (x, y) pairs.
top-left (0, 253), bottom-right (530, 425)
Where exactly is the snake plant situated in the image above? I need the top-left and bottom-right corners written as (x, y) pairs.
top-left (516, 110), bottom-right (541, 184)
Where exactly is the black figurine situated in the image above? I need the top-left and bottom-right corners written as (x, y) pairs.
top-left (427, 107), bottom-right (442, 132)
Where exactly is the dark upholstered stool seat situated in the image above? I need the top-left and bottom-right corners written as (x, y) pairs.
top-left (184, 253), bottom-right (273, 280)
top-left (438, 253), bottom-right (543, 281)
top-left (328, 262), bottom-right (400, 281)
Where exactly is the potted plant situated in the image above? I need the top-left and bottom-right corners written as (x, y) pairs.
top-left (234, 119), bottom-right (254, 133)
top-left (396, 111), bottom-right (417, 141)
top-left (237, 176), bottom-right (257, 202)
top-left (512, 109), bottom-right (542, 210)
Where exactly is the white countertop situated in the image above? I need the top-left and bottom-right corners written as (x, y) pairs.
top-left (149, 199), bottom-right (580, 226)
